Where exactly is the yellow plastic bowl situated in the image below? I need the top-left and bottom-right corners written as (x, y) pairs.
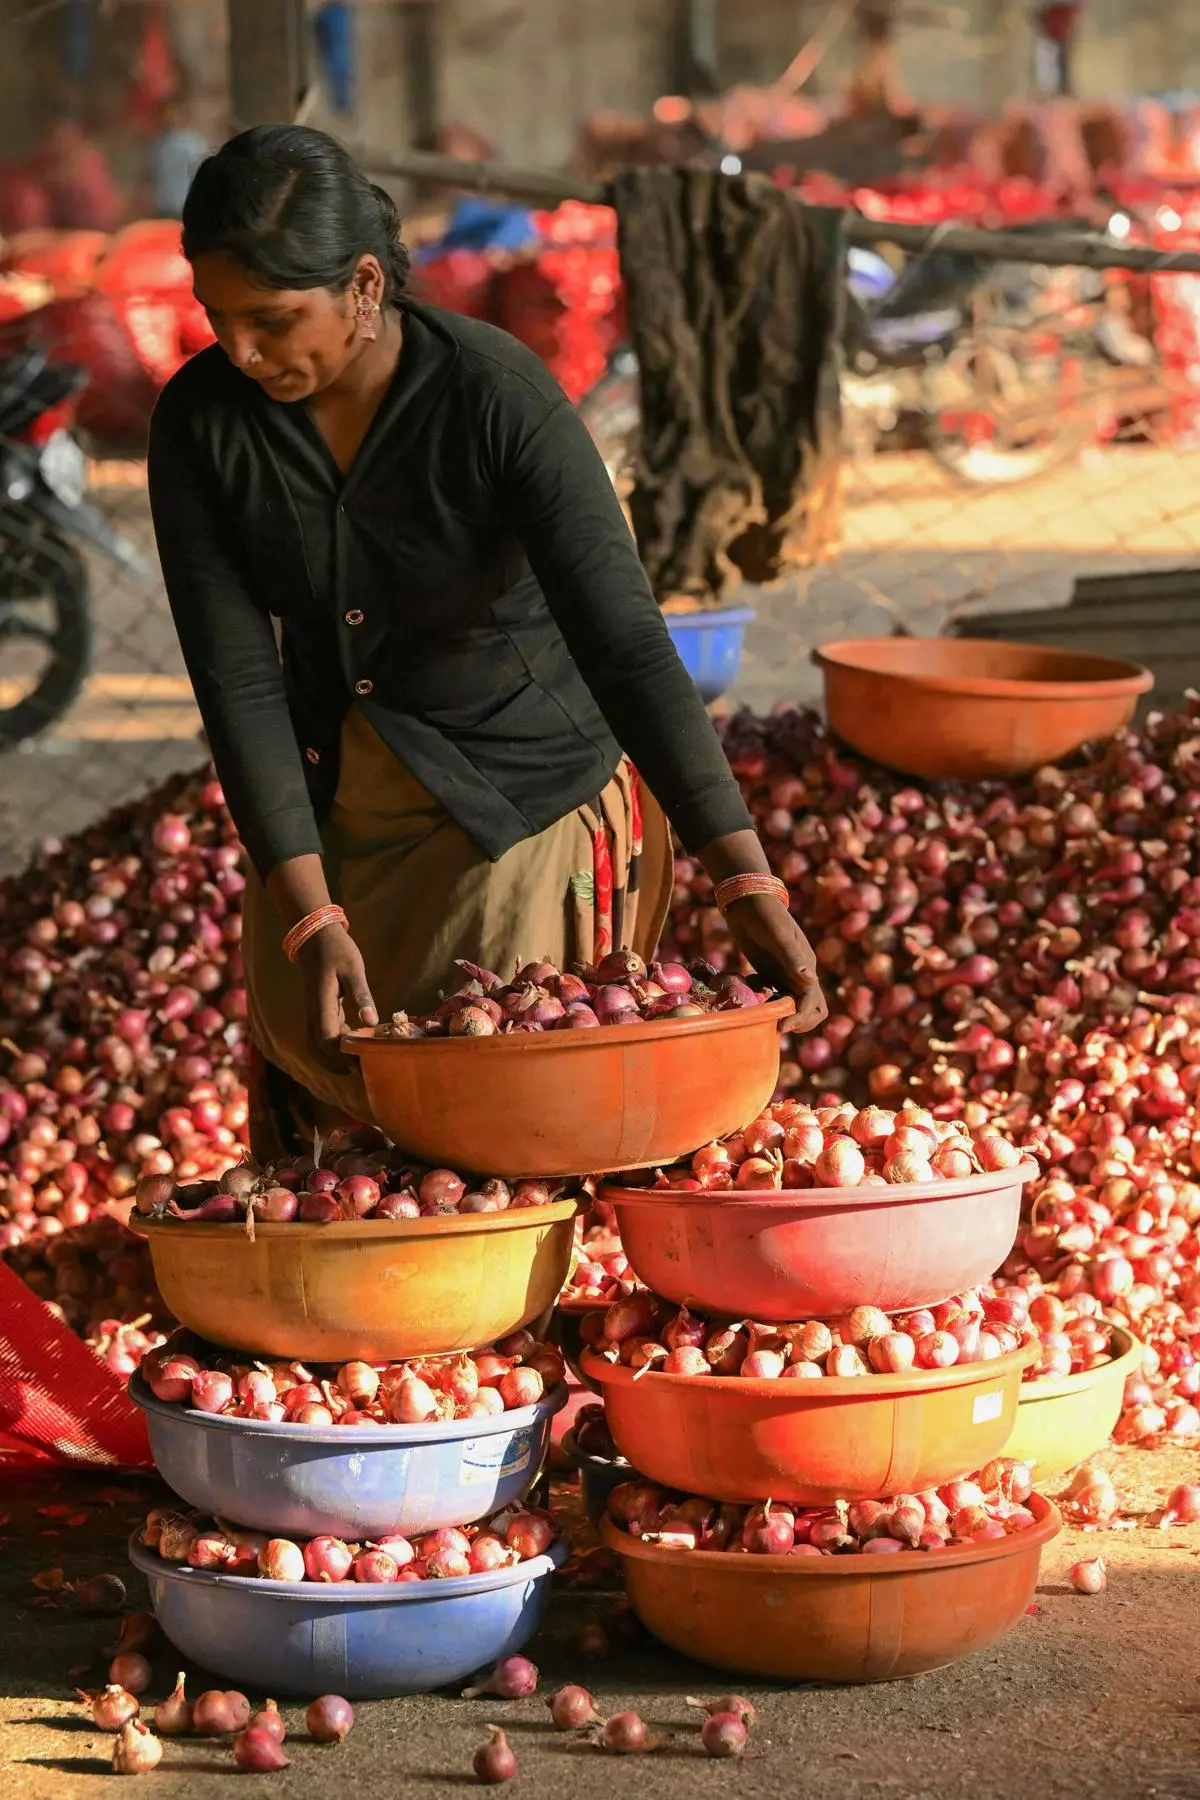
top-left (1003, 1325), bottom-right (1141, 1484)
top-left (129, 1201), bottom-right (577, 1361)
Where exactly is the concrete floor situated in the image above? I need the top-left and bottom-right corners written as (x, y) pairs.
top-left (4, 1445), bottom-right (1200, 1800)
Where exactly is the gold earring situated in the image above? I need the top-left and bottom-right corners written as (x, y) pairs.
top-left (354, 290), bottom-right (379, 342)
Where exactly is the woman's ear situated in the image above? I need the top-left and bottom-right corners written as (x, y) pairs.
top-left (353, 253), bottom-right (387, 305)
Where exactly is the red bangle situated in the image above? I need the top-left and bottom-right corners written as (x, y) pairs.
top-left (714, 874), bottom-right (790, 914)
top-left (283, 905), bottom-right (349, 963)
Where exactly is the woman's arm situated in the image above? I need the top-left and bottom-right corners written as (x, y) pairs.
top-left (148, 405), bottom-right (376, 1060)
top-left (500, 392), bottom-right (825, 1025)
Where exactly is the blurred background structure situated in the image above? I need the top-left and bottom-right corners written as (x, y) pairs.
top-left (2, 0), bottom-right (1200, 872)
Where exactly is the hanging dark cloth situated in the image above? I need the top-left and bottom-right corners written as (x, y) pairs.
top-left (613, 168), bottom-right (844, 607)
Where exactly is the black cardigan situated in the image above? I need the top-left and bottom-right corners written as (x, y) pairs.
top-left (147, 300), bottom-right (753, 880)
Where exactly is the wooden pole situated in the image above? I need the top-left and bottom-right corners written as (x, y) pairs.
top-left (351, 139), bottom-right (1200, 276)
top-left (227, 0), bottom-right (309, 131)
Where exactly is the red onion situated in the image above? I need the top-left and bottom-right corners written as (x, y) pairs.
top-left (154, 1673), bottom-right (193, 1736)
top-left (462, 1655), bottom-right (538, 1700)
top-left (88, 1685), bottom-right (140, 1732)
top-left (547, 1684), bottom-right (604, 1729)
top-left (1160, 1482), bottom-right (1200, 1527)
top-left (593, 1710), bottom-right (662, 1754)
top-left (305, 1694), bottom-right (354, 1743)
top-left (1068, 1557), bottom-right (1107, 1594)
top-left (108, 1652), bottom-right (151, 1696)
top-left (701, 1712), bottom-right (749, 1757)
top-left (473, 1724), bottom-right (517, 1783)
top-left (193, 1690), bottom-right (251, 1736)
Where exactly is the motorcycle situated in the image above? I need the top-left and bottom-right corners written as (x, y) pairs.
top-left (580, 214), bottom-right (1160, 491)
top-left (0, 345), bottom-right (149, 753)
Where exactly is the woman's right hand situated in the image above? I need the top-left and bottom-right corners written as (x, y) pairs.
top-left (298, 925), bottom-right (379, 1070)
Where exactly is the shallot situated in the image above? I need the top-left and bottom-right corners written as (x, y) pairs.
top-left (234, 1727), bottom-right (290, 1770)
top-left (462, 1655), bottom-right (538, 1699)
top-left (1068, 1557), bottom-right (1107, 1594)
top-left (112, 1720), bottom-right (162, 1774)
top-left (153, 1673), bottom-right (193, 1736)
top-left (547, 1684), bottom-right (604, 1729)
top-left (473, 1724), bottom-right (517, 1783)
top-left (306, 1694), bottom-right (354, 1743)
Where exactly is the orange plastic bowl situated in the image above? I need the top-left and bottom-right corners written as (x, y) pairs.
top-left (130, 1201), bottom-right (577, 1361)
top-left (814, 638), bottom-right (1153, 781)
top-left (341, 998), bottom-right (795, 1178)
top-left (604, 1162), bottom-right (1036, 1321)
top-left (581, 1338), bottom-right (1037, 1504)
top-left (601, 1494), bottom-right (1060, 1682)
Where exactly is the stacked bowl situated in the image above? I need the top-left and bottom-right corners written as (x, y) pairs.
top-left (128, 979), bottom-right (796, 1698)
top-left (128, 1179), bottom-right (579, 1697)
top-left (583, 1108), bottom-right (1064, 1683)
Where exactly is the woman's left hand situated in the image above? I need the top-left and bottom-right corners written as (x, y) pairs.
top-left (723, 894), bottom-right (828, 1033)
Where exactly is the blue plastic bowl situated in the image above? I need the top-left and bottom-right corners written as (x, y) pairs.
top-left (665, 606), bottom-right (755, 704)
top-left (129, 1531), bottom-right (566, 1699)
top-left (129, 1370), bottom-right (567, 1541)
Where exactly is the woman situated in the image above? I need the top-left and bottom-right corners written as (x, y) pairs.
top-left (148, 126), bottom-right (825, 1153)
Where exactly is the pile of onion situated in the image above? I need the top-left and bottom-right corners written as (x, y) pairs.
top-left (607, 1459), bottom-right (1037, 1554)
top-left (142, 1326), bottom-right (564, 1425)
top-left (142, 1502), bottom-right (560, 1582)
top-left (586, 1286), bottom-right (1031, 1379)
top-left (628, 1098), bottom-right (1023, 1193)
top-left (372, 953), bottom-right (770, 1039)
top-left (138, 1125), bottom-right (566, 1228)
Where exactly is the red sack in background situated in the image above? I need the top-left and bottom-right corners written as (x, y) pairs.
top-left (95, 219), bottom-right (192, 297)
top-left (4, 229), bottom-right (110, 294)
top-left (0, 1260), bottom-right (152, 1470)
top-left (411, 248), bottom-right (500, 322)
top-left (494, 205), bottom-right (624, 403)
top-left (0, 292), bottom-right (160, 444)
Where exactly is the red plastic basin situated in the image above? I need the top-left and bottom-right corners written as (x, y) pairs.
top-left (602, 1494), bottom-right (1061, 1682)
top-left (581, 1337), bottom-right (1037, 1504)
top-left (604, 1162), bottom-right (1036, 1320)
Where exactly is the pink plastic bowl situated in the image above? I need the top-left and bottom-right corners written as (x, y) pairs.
top-left (603, 1162), bottom-right (1037, 1322)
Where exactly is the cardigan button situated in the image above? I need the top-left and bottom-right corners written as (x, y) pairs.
top-left (354, 678), bottom-right (374, 696)
top-left (344, 609), bottom-right (365, 626)
top-left (305, 747), bottom-right (320, 765)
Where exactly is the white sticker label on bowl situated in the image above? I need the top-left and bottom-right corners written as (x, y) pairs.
top-left (972, 1390), bottom-right (1003, 1425)
top-left (461, 1429), bottom-right (534, 1486)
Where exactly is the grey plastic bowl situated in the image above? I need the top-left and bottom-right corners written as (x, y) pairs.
top-left (129, 1531), bottom-right (566, 1699)
top-left (129, 1370), bottom-right (567, 1540)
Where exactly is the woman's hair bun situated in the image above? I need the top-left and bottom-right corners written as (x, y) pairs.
top-left (182, 124), bottom-right (410, 297)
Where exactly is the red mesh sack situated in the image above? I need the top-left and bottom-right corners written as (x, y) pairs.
top-left (0, 1260), bottom-right (152, 1469)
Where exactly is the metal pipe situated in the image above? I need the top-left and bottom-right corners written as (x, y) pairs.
top-left (354, 140), bottom-right (1200, 276)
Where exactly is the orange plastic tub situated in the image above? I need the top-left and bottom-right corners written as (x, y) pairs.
top-left (604, 1162), bottom-right (1036, 1321)
top-left (582, 1338), bottom-right (1036, 1504)
top-left (130, 1201), bottom-right (577, 1361)
top-left (1005, 1325), bottom-right (1141, 1484)
top-left (601, 1495), bottom-right (1061, 1682)
top-left (814, 638), bottom-right (1152, 780)
top-left (342, 998), bottom-right (795, 1178)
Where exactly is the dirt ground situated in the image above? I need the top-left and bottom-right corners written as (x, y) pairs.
top-left (2, 1443), bottom-right (1199, 1800)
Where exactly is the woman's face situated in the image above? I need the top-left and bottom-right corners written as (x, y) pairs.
top-left (191, 251), bottom-right (378, 401)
